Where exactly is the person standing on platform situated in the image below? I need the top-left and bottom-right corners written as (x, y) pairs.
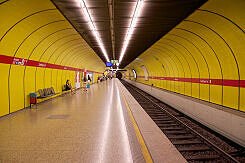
top-left (83, 77), bottom-right (87, 92)
top-left (87, 75), bottom-right (91, 89)
top-left (88, 75), bottom-right (91, 83)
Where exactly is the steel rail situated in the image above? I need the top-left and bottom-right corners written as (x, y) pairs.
top-left (121, 80), bottom-right (240, 163)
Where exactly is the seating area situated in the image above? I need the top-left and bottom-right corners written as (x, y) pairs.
top-left (62, 85), bottom-right (67, 91)
top-left (38, 87), bottom-right (57, 99)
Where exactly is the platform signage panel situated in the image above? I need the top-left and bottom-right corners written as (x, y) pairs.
top-left (12, 58), bottom-right (27, 66)
top-left (106, 62), bottom-right (113, 67)
top-left (111, 60), bottom-right (118, 65)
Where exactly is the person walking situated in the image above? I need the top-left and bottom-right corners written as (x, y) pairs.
top-left (83, 77), bottom-right (87, 92)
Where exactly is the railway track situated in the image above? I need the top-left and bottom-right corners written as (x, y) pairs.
top-left (121, 80), bottom-right (245, 163)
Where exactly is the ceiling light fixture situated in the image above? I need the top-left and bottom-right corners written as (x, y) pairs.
top-left (118, 0), bottom-right (144, 64)
top-left (80, 0), bottom-right (110, 62)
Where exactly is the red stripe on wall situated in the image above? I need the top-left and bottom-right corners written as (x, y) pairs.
top-left (138, 76), bottom-right (144, 78)
top-left (184, 78), bottom-right (192, 82)
top-left (209, 79), bottom-right (221, 85)
top-left (200, 79), bottom-right (209, 84)
top-left (0, 55), bottom-right (13, 64)
top-left (240, 80), bottom-right (245, 88)
top-left (0, 54), bottom-right (101, 74)
top-left (191, 78), bottom-right (199, 83)
top-left (127, 74), bottom-right (245, 88)
top-left (223, 79), bottom-right (239, 87)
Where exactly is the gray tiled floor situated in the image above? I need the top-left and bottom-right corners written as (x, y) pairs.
top-left (0, 79), bottom-right (143, 162)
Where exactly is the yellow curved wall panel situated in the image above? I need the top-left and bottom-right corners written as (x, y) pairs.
top-left (24, 66), bottom-right (36, 108)
top-left (126, 0), bottom-right (245, 112)
top-left (200, 0), bottom-right (245, 30)
top-left (0, 0), bottom-right (105, 116)
top-left (241, 88), bottom-right (245, 112)
top-left (0, 64), bottom-right (9, 116)
top-left (9, 66), bottom-right (25, 113)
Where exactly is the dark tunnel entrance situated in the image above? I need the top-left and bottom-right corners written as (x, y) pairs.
top-left (116, 71), bottom-right (122, 79)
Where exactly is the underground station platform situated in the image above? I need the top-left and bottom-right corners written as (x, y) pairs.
top-left (0, 79), bottom-right (245, 162)
top-left (1, 0), bottom-right (245, 162)
top-left (0, 79), bottom-right (186, 162)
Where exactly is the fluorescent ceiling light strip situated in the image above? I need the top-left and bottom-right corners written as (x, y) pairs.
top-left (80, 0), bottom-right (110, 62)
top-left (119, 0), bottom-right (144, 64)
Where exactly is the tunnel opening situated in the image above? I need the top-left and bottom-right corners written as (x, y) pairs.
top-left (116, 71), bottom-right (122, 79)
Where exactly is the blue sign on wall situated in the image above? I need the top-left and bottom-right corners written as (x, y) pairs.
top-left (106, 62), bottom-right (113, 67)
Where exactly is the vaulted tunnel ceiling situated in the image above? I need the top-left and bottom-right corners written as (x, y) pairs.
top-left (51, 0), bottom-right (207, 68)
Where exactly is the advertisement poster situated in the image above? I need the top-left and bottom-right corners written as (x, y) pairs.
top-left (75, 71), bottom-right (80, 89)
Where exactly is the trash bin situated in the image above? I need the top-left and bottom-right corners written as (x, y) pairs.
top-left (30, 93), bottom-right (37, 108)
